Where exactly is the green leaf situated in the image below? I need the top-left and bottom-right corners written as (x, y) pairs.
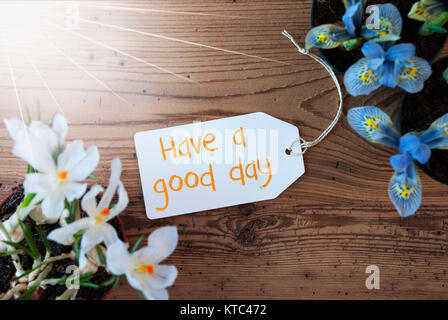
top-left (98, 275), bottom-right (121, 288)
top-left (26, 164), bottom-right (36, 174)
top-left (25, 105), bottom-right (32, 125)
top-left (12, 262), bottom-right (44, 282)
top-left (20, 193), bottom-right (36, 209)
top-left (18, 219), bottom-right (40, 260)
top-left (17, 284), bottom-right (38, 300)
top-left (2, 240), bottom-right (34, 259)
top-left (65, 199), bottom-right (78, 224)
top-left (35, 225), bottom-right (51, 254)
top-left (86, 174), bottom-right (97, 179)
top-left (80, 282), bottom-right (100, 289)
top-left (36, 100), bottom-right (41, 120)
top-left (72, 231), bottom-right (83, 262)
top-left (130, 235), bottom-right (145, 254)
top-left (95, 245), bottom-right (106, 266)
top-left (0, 250), bottom-right (22, 257)
top-left (137, 290), bottom-right (145, 300)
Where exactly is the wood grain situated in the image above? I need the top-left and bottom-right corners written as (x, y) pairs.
top-left (0, 0), bottom-right (448, 299)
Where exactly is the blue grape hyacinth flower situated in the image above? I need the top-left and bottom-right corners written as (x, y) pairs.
top-left (348, 106), bottom-right (448, 217)
top-left (306, 1), bottom-right (402, 50)
top-left (344, 42), bottom-right (432, 96)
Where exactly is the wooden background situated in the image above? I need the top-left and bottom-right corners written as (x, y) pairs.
top-left (0, 0), bottom-right (447, 299)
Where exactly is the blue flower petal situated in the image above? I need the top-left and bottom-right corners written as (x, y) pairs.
top-left (388, 162), bottom-right (422, 217)
top-left (343, 2), bottom-right (364, 37)
top-left (361, 42), bottom-right (385, 59)
top-left (386, 43), bottom-right (416, 61)
top-left (379, 4), bottom-right (403, 36)
top-left (379, 62), bottom-right (397, 88)
top-left (390, 153), bottom-right (413, 172)
top-left (305, 24), bottom-right (352, 49)
top-left (398, 134), bottom-right (421, 154)
top-left (426, 113), bottom-right (448, 149)
top-left (347, 106), bottom-right (399, 148)
top-left (412, 143), bottom-right (432, 164)
top-left (344, 58), bottom-right (383, 96)
top-left (361, 4), bottom-right (402, 42)
top-left (395, 57), bottom-right (432, 93)
top-left (408, 0), bottom-right (447, 22)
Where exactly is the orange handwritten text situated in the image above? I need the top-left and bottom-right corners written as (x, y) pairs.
top-left (153, 164), bottom-right (216, 211)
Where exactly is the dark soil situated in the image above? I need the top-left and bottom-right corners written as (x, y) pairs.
top-left (0, 187), bottom-right (124, 300)
top-left (400, 57), bottom-right (448, 184)
top-left (312, 0), bottom-right (447, 73)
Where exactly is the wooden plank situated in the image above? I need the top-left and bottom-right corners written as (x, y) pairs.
top-left (0, 0), bottom-right (447, 299)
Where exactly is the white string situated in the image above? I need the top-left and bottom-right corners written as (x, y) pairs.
top-left (282, 30), bottom-right (343, 156)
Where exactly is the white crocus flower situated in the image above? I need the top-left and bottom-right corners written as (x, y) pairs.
top-left (4, 114), bottom-right (67, 160)
top-left (106, 227), bottom-right (178, 300)
top-left (24, 139), bottom-right (99, 219)
top-left (48, 158), bottom-right (128, 270)
top-left (4, 114), bottom-right (97, 219)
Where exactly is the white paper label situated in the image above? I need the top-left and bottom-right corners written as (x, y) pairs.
top-left (134, 112), bottom-right (305, 219)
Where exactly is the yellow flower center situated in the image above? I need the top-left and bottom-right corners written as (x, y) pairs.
top-left (415, 8), bottom-right (426, 16)
top-left (57, 171), bottom-right (68, 181)
top-left (404, 67), bottom-right (418, 78)
top-left (137, 264), bottom-right (154, 275)
top-left (401, 186), bottom-right (410, 199)
top-left (360, 70), bottom-right (374, 82)
top-left (95, 207), bottom-right (110, 223)
top-left (365, 117), bottom-right (378, 130)
top-left (445, 128), bottom-right (448, 136)
top-left (317, 34), bottom-right (329, 43)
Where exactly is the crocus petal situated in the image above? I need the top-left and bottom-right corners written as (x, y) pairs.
top-left (390, 153), bottom-right (413, 172)
top-left (23, 173), bottom-right (52, 196)
top-left (386, 43), bottom-right (416, 61)
top-left (12, 130), bottom-right (55, 173)
top-left (388, 163), bottom-right (422, 217)
top-left (51, 114), bottom-right (68, 145)
top-left (141, 285), bottom-right (169, 300)
top-left (79, 227), bottom-right (104, 269)
top-left (361, 42), bottom-right (385, 59)
top-left (151, 265), bottom-right (178, 289)
top-left (101, 223), bottom-right (119, 247)
top-left (63, 182), bottom-right (87, 202)
top-left (344, 58), bottom-right (383, 96)
top-left (379, 62), bottom-right (397, 88)
top-left (106, 240), bottom-right (131, 275)
top-left (81, 185), bottom-right (104, 217)
top-left (342, 2), bottom-right (363, 37)
top-left (108, 182), bottom-right (129, 220)
top-left (396, 57), bottom-right (432, 93)
top-left (29, 121), bottom-right (59, 155)
top-left (67, 145), bottom-right (99, 181)
top-left (98, 157), bottom-right (122, 210)
top-left (147, 226), bottom-right (178, 264)
top-left (347, 106), bottom-right (399, 148)
top-left (305, 24), bottom-right (352, 50)
top-left (48, 218), bottom-right (90, 245)
top-left (57, 140), bottom-right (86, 173)
top-left (4, 118), bottom-right (26, 141)
top-left (41, 191), bottom-right (65, 219)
